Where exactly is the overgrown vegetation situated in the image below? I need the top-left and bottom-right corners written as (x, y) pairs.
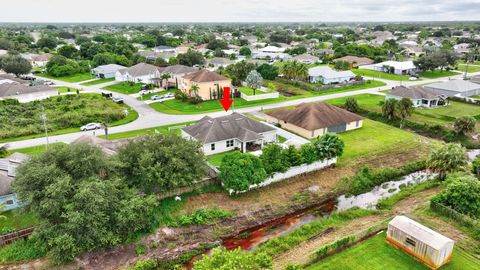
top-left (0, 94), bottom-right (130, 140)
top-left (177, 207), bottom-right (232, 226)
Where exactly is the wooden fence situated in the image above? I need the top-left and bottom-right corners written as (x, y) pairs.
top-left (0, 227), bottom-right (34, 246)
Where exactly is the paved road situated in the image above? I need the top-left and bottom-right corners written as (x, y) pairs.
top-left (3, 71), bottom-right (479, 150)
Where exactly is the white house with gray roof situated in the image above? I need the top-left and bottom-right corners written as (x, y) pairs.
top-left (92, 64), bottom-right (126, 79)
top-left (386, 86), bottom-right (447, 108)
top-left (308, 66), bottom-right (355, 84)
top-left (425, 80), bottom-right (480, 97)
top-left (181, 113), bottom-right (277, 155)
top-left (115, 63), bottom-right (161, 84)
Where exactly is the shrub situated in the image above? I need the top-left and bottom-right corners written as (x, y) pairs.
top-left (454, 116), bottom-right (476, 135)
top-left (218, 152), bottom-right (267, 192)
top-left (177, 207), bottom-right (232, 226)
top-left (260, 144), bottom-right (290, 175)
top-left (344, 97), bottom-right (359, 113)
top-left (128, 259), bottom-right (158, 270)
top-left (283, 145), bottom-right (304, 166)
top-left (300, 143), bottom-right (318, 164)
top-left (193, 247), bottom-right (272, 270)
top-left (312, 134), bottom-right (344, 160)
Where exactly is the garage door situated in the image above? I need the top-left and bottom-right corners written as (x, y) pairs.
top-left (327, 124), bottom-right (347, 133)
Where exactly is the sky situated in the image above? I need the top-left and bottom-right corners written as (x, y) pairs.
top-left (1, 0), bottom-right (480, 22)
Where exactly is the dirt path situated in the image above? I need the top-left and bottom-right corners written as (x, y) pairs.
top-left (272, 214), bottom-right (388, 269)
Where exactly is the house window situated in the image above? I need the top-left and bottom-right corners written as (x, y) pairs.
top-left (211, 143), bottom-right (215, 151)
top-left (355, 120), bottom-right (360, 127)
top-left (405, 237), bottom-right (416, 247)
top-left (226, 140), bottom-right (234, 147)
top-left (5, 200), bottom-right (14, 205)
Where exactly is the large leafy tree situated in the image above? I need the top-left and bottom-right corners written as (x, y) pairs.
top-left (0, 54), bottom-right (32, 77)
top-left (260, 144), bottom-right (290, 175)
top-left (57, 45), bottom-right (79, 59)
top-left (13, 143), bottom-right (157, 264)
top-left (193, 248), bottom-right (272, 270)
top-left (218, 152), bottom-right (267, 192)
top-left (426, 143), bottom-right (467, 180)
top-left (431, 173), bottom-right (480, 218)
top-left (312, 134), bottom-right (345, 160)
top-left (245, 70), bottom-right (263, 95)
top-left (177, 50), bottom-right (205, 66)
top-left (396, 98), bottom-right (414, 128)
top-left (454, 116), bottom-right (476, 135)
top-left (225, 60), bottom-right (256, 81)
top-left (256, 64), bottom-right (279, 80)
top-left (115, 134), bottom-right (208, 193)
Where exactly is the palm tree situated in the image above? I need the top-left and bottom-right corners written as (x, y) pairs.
top-left (189, 84), bottom-right (200, 97)
top-left (427, 143), bottom-right (467, 180)
top-left (396, 98), bottom-right (414, 128)
top-left (382, 98), bottom-right (398, 120)
top-left (161, 73), bottom-right (171, 90)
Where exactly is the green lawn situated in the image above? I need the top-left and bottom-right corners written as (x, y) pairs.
top-left (352, 69), bottom-right (411, 81)
top-left (326, 94), bottom-right (480, 126)
top-left (103, 82), bottom-right (145, 94)
top-left (307, 232), bottom-right (480, 270)
top-left (36, 72), bottom-right (95, 83)
top-left (456, 65), bottom-right (480, 73)
top-left (55, 86), bottom-right (80, 93)
top-left (458, 60), bottom-right (480, 65)
top-left (335, 119), bottom-right (426, 165)
top-left (80, 77), bottom-right (115, 86)
top-left (0, 210), bottom-right (39, 234)
top-left (151, 80), bottom-right (385, 115)
top-left (418, 70), bottom-right (460, 79)
top-left (8, 143), bottom-right (65, 156)
top-left (98, 121), bottom-right (196, 140)
top-left (206, 151), bottom-right (237, 167)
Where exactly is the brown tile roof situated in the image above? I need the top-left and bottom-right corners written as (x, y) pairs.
top-left (183, 69), bottom-right (230, 83)
top-left (266, 102), bottom-right (363, 131)
top-left (182, 112), bottom-right (275, 144)
top-left (334, 56), bottom-right (374, 66)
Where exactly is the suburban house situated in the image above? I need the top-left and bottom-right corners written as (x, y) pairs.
top-left (0, 82), bottom-right (57, 103)
top-left (453, 43), bottom-right (470, 55)
top-left (160, 64), bottom-right (199, 88)
top-left (308, 66), bottom-right (356, 84)
top-left (292, 54), bottom-right (319, 64)
top-left (386, 86), bottom-right (447, 108)
top-left (92, 64), bottom-right (126, 79)
top-left (181, 112), bottom-right (277, 155)
top-left (265, 102), bottom-right (364, 139)
top-left (152, 45), bottom-right (175, 53)
top-left (0, 152), bottom-right (30, 211)
top-left (115, 63), bottom-right (162, 84)
top-left (334, 55), bottom-right (374, 67)
top-left (30, 53), bottom-right (52, 67)
top-left (138, 51), bottom-right (176, 62)
top-left (359, 60), bottom-right (417, 75)
top-left (206, 57), bottom-right (235, 69)
top-left (259, 45), bottom-right (286, 53)
top-left (181, 69), bottom-right (232, 100)
top-left (425, 80), bottom-right (480, 97)
top-left (387, 216), bottom-right (454, 269)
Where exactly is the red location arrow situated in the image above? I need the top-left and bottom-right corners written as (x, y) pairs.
top-left (219, 86), bottom-right (233, 111)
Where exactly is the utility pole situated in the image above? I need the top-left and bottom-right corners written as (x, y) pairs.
top-left (41, 106), bottom-right (49, 149)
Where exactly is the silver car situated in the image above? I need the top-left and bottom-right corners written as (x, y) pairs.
top-left (81, 123), bottom-right (102, 131)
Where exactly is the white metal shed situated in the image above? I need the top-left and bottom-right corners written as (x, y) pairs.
top-left (386, 216), bottom-right (454, 269)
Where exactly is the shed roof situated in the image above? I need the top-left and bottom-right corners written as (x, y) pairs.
top-left (266, 102), bottom-right (363, 131)
top-left (389, 216), bottom-right (454, 250)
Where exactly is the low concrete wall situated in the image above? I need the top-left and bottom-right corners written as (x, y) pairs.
top-left (229, 158), bottom-right (337, 194)
top-left (241, 91), bottom-right (279, 101)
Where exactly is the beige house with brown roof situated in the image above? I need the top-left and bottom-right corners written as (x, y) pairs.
top-left (181, 69), bottom-right (232, 100)
top-left (334, 55), bottom-right (374, 67)
top-left (265, 102), bottom-right (363, 139)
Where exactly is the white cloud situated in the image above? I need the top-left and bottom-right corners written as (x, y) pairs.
top-left (0, 0), bottom-right (479, 22)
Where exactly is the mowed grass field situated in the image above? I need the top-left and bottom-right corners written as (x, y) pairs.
top-left (335, 119), bottom-right (430, 165)
top-left (307, 232), bottom-right (480, 270)
top-left (351, 69), bottom-right (411, 81)
top-left (418, 70), bottom-right (460, 79)
top-left (103, 82), bottom-right (145, 94)
top-left (36, 72), bottom-right (95, 83)
top-left (80, 77), bottom-right (115, 86)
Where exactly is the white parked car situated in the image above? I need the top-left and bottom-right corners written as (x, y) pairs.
top-left (409, 76), bottom-right (418, 81)
top-left (151, 95), bottom-right (163, 101)
top-left (81, 123), bottom-right (102, 131)
top-left (164, 93), bottom-right (174, 98)
top-left (112, 97), bottom-right (124, 103)
top-left (139, 90), bottom-right (151, 95)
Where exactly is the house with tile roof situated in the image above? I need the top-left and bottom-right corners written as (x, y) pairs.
top-left (180, 69), bottom-right (232, 100)
top-left (181, 112), bottom-right (277, 155)
top-left (266, 102), bottom-right (363, 139)
top-left (308, 66), bottom-right (356, 84)
top-left (386, 86), bottom-right (447, 107)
